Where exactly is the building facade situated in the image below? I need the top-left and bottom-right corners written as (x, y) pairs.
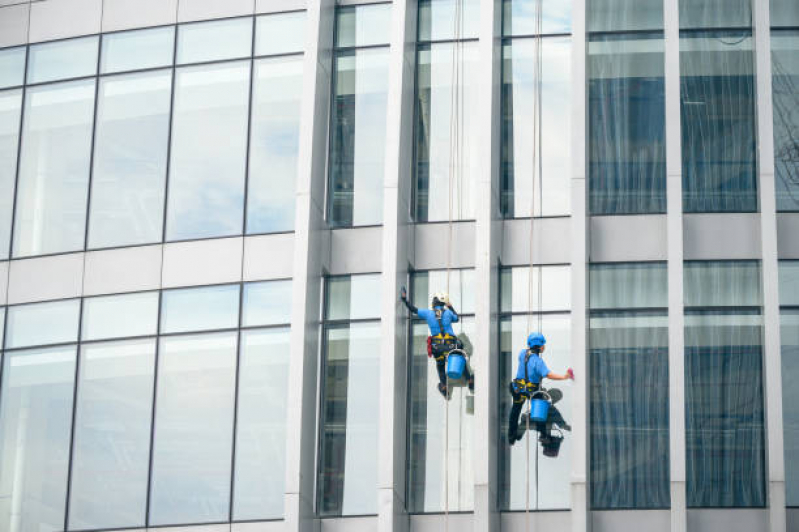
top-left (0, 0), bottom-right (797, 531)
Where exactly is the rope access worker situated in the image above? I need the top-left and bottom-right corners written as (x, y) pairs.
top-left (400, 287), bottom-right (474, 398)
top-left (508, 332), bottom-right (574, 445)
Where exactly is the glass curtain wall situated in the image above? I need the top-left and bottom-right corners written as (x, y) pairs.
top-left (780, 261), bottom-right (799, 505)
top-left (318, 275), bottom-right (381, 516)
top-left (589, 263), bottom-right (670, 509)
top-left (0, 87), bottom-right (22, 259)
top-left (588, 0), bottom-right (666, 215)
top-left (684, 261), bottom-right (766, 507)
top-left (328, 4), bottom-right (391, 227)
top-left (498, 266), bottom-right (571, 511)
top-left (501, 0), bottom-right (572, 218)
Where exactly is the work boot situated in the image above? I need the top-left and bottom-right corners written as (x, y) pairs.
top-left (468, 379), bottom-right (475, 393)
top-left (438, 383), bottom-right (448, 399)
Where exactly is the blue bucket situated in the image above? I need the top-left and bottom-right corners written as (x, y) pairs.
top-left (446, 350), bottom-right (466, 380)
top-left (530, 391), bottom-right (551, 423)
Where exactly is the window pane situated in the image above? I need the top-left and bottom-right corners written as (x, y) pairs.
top-left (14, 79), bottom-right (95, 257)
top-left (587, 0), bottom-right (663, 32)
top-left (68, 339), bottom-right (155, 530)
top-left (679, 0), bottom-right (751, 30)
top-left (328, 49), bottom-right (389, 227)
top-left (167, 61), bottom-right (250, 240)
top-left (772, 31), bottom-right (799, 212)
top-left (161, 285), bottom-right (240, 334)
top-left (589, 263), bottom-right (667, 310)
top-left (149, 332), bottom-right (237, 525)
top-left (336, 4), bottom-right (392, 48)
top-left (318, 322), bottom-right (380, 516)
top-left (501, 38), bottom-right (571, 217)
top-left (502, 0), bottom-right (571, 36)
top-left (88, 70), bottom-right (171, 249)
top-left (418, 0), bottom-right (480, 41)
top-left (247, 56), bottom-right (302, 234)
top-left (0, 346), bottom-right (77, 531)
top-left (412, 269), bottom-right (476, 315)
top-left (500, 266), bottom-right (571, 313)
top-left (780, 261), bottom-right (799, 307)
top-left (233, 328), bottom-right (290, 520)
top-left (0, 89), bottom-right (22, 260)
top-left (589, 34), bottom-right (666, 215)
top-left (684, 261), bottom-right (762, 308)
top-left (782, 310), bottom-right (799, 505)
top-left (177, 18), bottom-right (252, 65)
top-left (6, 299), bottom-right (80, 349)
top-left (326, 275), bottom-right (382, 321)
top-left (0, 308), bottom-right (4, 347)
top-left (242, 280), bottom-right (292, 326)
top-left (684, 310), bottom-right (765, 507)
top-left (680, 32), bottom-right (757, 213)
top-left (0, 46), bottom-right (25, 88)
top-left (82, 292), bottom-right (159, 341)
top-left (415, 42), bottom-right (479, 222)
top-left (771, 0), bottom-right (799, 28)
top-left (27, 36), bottom-right (98, 84)
top-left (255, 11), bottom-right (306, 56)
top-left (101, 27), bottom-right (175, 74)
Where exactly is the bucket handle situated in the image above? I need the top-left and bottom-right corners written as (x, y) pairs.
top-left (530, 390), bottom-right (551, 403)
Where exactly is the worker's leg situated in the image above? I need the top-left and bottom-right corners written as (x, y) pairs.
top-left (508, 397), bottom-right (525, 444)
top-left (435, 358), bottom-right (448, 397)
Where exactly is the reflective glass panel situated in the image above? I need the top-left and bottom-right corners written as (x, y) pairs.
top-left (419, 0), bottom-right (480, 41)
top-left (6, 299), bottom-right (80, 349)
top-left (27, 36), bottom-right (98, 84)
top-left (68, 339), bottom-right (155, 530)
top-left (167, 61), bottom-right (250, 240)
top-left (326, 274), bottom-right (382, 321)
top-left (247, 56), bottom-right (303, 234)
top-left (684, 261), bottom-right (762, 307)
top-left (0, 89), bottom-right (22, 260)
top-left (0, 346), bottom-right (77, 532)
top-left (500, 266), bottom-right (571, 313)
top-left (679, 0), bottom-right (751, 30)
top-left (336, 4), bottom-right (392, 48)
top-left (415, 42), bottom-right (479, 221)
top-left (233, 328), bottom-right (291, 520)
top-left (589, 34), bottom-right (666, 215)
top-left (0, 308), bottom-right (4, 347)
top-left (412, 269), bottom-right (476, 315)
top-left (328, 48), bottom-right (389, 227)
top-left (782, 310), bottom-right (799, 505)
top-left (780, 261), bottom-right (799, 307)
top-left (101, 26), bottom-right (175, 74)
top-left (81, 292), bottom-right (159, 341)
top-left (502, 0), bottom-right (571, 36)
top-left (14, 79), bottom-right (95, 257)
top-left (0, 46), bottom-right (25, 88)
top-left (772, 31), bottom-right (799, 212)
top-left (88, 70), bottom-right (171, 249)
top-left (242, 280), bottom-right (293, 326)
top-left (771, 0), bottom-right (799, 28)
top-left (255, 11), bottom-right (306, 56)
top-left (176, 18), bottom-right (252, 65)
top-left (318, 322), bottom-right (381, 516)
top-left (161, 285), bottom-right (240, 334)
top-left (501, 37), bottom-right (572, 218)
top-left (587, 0), bottom-right (663, 32)
top-left (589, 262), bottom-right (667, 310)
top-left (149, 332), bottom-right (237, 525)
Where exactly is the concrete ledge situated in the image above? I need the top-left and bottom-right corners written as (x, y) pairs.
top-left (590, 215), bottom-right (667, 263)
top-left (7, 253), bottom-right (84, 304)
top-left (83, 245), bottom-right (162, 296)
top-left (414, 222), bottom-right (475, 270)
top-left (686, 509), bottom-right (768, 532)
top-left (501, 217), bottom-right (571, 266)
top-left (591, 510), bottom-right (668, 532)
top-left (162, 237), bottom-right (243, 288)
top-left (501, 511), bottom-right (571, 532)
top-left (778, 213), bottom-right (799, 259)
top-left (683, 213), bottom-right (761, 261)
top-left (244, 233), bottom-right (295, 281)
top-left (329, 226), bottom-right (383, 275)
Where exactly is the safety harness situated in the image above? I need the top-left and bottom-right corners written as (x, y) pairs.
top-left (429, 308), bottom-right (460, 361)
top-left (511, 349), bottom-right (540, 403)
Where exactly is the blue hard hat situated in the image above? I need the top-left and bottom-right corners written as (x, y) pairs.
top-left (527, 332), bottom-right (546, 348)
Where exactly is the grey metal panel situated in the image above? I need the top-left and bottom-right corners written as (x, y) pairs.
top-left (161, 237), bottom-right (244, 288)
top-left (329, 226), bottom-right (383, 275)
top-left (337, 0), bottom-right (393, 5)
top-left (778, 214), bottom-right (799, 259)
top-left (7, 253), bottom-right (84, 304)
top-left (500, 217), bottom-right (572, 266)
top-left (683, 213), bottom-right (762, 261)
top-left (787, 508), bottom-right (799, 532)
top-left (413, 222), bottom-right (476, 270)
top-left (148, 525), bottom-right (230, 532)
top-left (101, 0), bottom-right (178, 32)
top-left (256, 0), bottom-right (307, 14)
top-left (83, 245), bottom-right (163, 296)
top-left (589, 215), bottom-right (667, 263)
top-left (409, 513), bottom-right (474, 532)
top-left (177, 0), bottom-right (255, 23)
top-left (500, 510), bottom-right (571, 532)
top-left (0, 261), bottom-right (7, 305)
top-left (243, 233), bottom-right (295, 281)
top-left (0, 3), bottom-right (30, 47)
top-left (28, 0), bottom-right (102, 43)
top-left (231, 521), bottom-right (289, 532)
top-left (686, 509), bottom-right (768, 532)
top-left (321, 516), bottom-right (379, 532)
top-left (591, 510), bottom-right (669, 532)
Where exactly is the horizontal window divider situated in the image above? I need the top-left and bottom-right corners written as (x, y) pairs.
top-left (411, 218), bottom-right (478, 225)
top-left (417, 37), bottom-right (480, 46)
top-left (25, 71), bottom-right (99, 87)
top-left (79, 334), bottom-right (158, 345)
top-left (503, 32), bottom-right (573, 40)
top-left (323, 318), bottom-right (382, 326)
top-left (253, 51), bottom-right (305, 61)
top-left (158, 327), bottom-right (241, 338)
top-left (318, 514), bottom-right (379, 520)
top-left (407, 511), bottom-right (475, 516)
top-left (499, 310), bottom-right (572, 317)
top-left (678, 27), bottom-right (754, 36)
top-left (99, 65), bottom-right (174, 78)
top-left (4, 341), bottom-right (78, 352)
top-left (499, 508), bottom-right (570, 514)
top-left (0, 84), bottom-right (24, 92)
top-left (231, 517), bottom-right (286, 524)
top-left (329, 223), bottom-right (385, 230)
top-left (239, 323), bottom-right (292, 332)
top-left (589, 307), bottom-right (668, 315)
top-left (771, 26), bottom-right (799, 33)
top-left (588, 507), bottom-right (670, 512)
top-left (176, 56), bottom-right (253, 69)
top-left (502, 215), bottom-right (572, 222)
top-left (587, 29), bottom-right (665, 38)
top-left (334, 43), bottom-right (391, 53)
top-left (5, 296), bottom-right (82, 308)
top-left (588, 211), bottom-right (667, 218)
top-left (502, 262), bottom-right (572, 268)
top-left (684, 306), bottom-right (763, 313)
top-left (412, 314), bottom-right (475, 322)
top-left (781, 306), bottom-right (799, 311)
top-left (9, 248), bottom-right (89, 262)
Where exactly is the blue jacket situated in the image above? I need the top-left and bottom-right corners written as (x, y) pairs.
top-left (515, 349), bottom-right (550, 384)
top-left (416, 306), bottom-right (459, 336)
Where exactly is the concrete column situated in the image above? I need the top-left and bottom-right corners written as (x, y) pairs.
top-left (753, 0), bottom-right (786, 530)
top-left (284, 1), bottom-right (335, 531)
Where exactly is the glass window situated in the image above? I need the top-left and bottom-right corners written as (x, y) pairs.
top-left (501, 38), bottom-right (572, 218)
top-left (68, 339), bottom-right (155, 530)
top-left (0, 308), bottom-right (4, 347)
top-left (318, 322), bottom-right (381, 516)
top-left (780, 261), bottom-right (799, 307)
top-left (326, 274), bottom-right (382, 321)
top-left (176, 18), bottom-right (252, 65)
top-left (233, 328), bottom-right (291, 520)
top-left (679, 0), bottom-right (751, 30)
top-left (14, 79), bottom-right (96, 257)
top-left (0, 89), bottom-right (22, 260)
top-left (328, 49), bottom-right (389, 227)
top-left (101, 26), bottom-right (175, 74)
top-left (772, 31), bottom-right (799, 212)
top-left (0, 346), bottom-right (77, 531)
top-left (0, 46), bottom-right (26, 88)
top-left (415, 42), bottom-right (479, 222)
top-left (6, 299), bottom-right (81, 349)
top-left (166, 61), bottom-right (250, 240)
top-left (88, 70), bottom-right (172, 249)
top-left (242, 280), bottom-right (293, 326)
top-left (336, 4), bottom-right (392, 48)
top-left (247, 56), bottom-right (303, 234)
top-left (419, 0), bottom-right (480, 41)
top-left (500, 266), bottom-right (571, 313)
top-left (771, 0), bottom-right (799, 28)
top-left (587, 0), bottom-right (663, 33)
top-left (255, 11), bottom-right (306, 56)
top-left (502, 0), bottom-right (571, 36)
top-left (27, 36), bottom-right (99, 84)
top-left (782, 309), bottom-right (799, 505)
top-left (149, 332), bottom-right (237, 525)
top-left (684, 260), bottom-right (762, 307)
top-left (589, 34), bottom-right (666, 215)
top-left (412, 268), bottom-right (476, 314)
top-left (82, 292), bottom-right (159, 341)
top-left (161, 285), bottom-right (240, 334)
top-left (589, 262), bottom-right (667, 310)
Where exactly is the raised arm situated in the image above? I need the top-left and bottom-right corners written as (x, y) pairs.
top-left (546, 368), bottom-right (575, 381)
top-left (400, 287), bottom-right (418, 314)
top-left (447, 303), bottom-right (459, 322)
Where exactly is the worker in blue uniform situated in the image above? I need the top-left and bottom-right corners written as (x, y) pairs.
top-left (508, 332), bottom-right (573, 445)
top-left (400, 287), bottom-right (474, 398)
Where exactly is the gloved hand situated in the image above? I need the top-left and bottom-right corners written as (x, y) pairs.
top-left (566, 368), bottom-right (575, 380)
top-left (400, 286), bottom-right (407, 301)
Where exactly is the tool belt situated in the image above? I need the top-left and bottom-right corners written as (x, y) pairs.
top-left (430, 333), bottom-right (461, 361)
top-left (509, 378), bottom-right (539, 400)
